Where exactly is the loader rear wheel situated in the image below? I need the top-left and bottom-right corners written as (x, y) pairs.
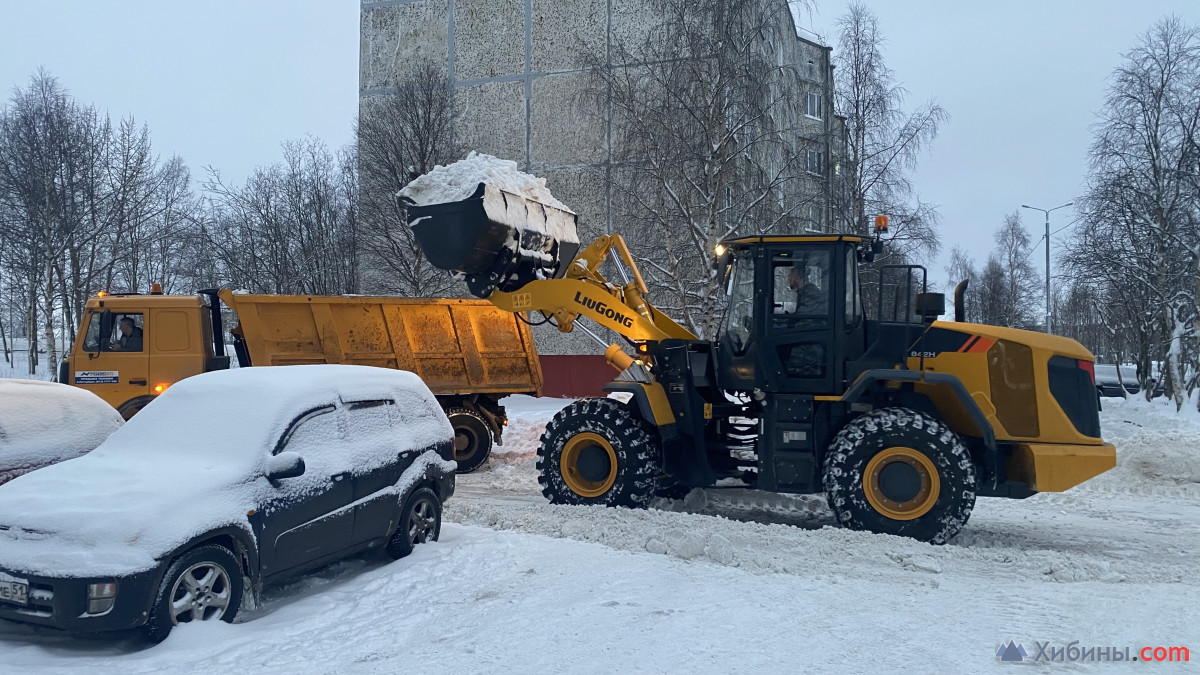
top-left (446, 407), bottom-right (492, 474)
top-left (823, 407), bottom-right (975, 545)
top-left (537, 398), bottom-right (661, 507)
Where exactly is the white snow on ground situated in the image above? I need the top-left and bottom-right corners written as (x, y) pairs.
top-left (1, 394), bottom-right (1197, 672)
top-left (0, 353), bottom-right (50, 381)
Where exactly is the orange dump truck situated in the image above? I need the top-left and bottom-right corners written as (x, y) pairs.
top-left (59, 288), bottom-right (543, 472)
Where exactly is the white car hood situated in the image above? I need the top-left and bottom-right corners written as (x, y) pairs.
top-left (0, 447), bottom-right (261, 577)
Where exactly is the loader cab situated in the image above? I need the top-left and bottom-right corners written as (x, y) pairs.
top-left (715, 236), bottom-right (867, 395)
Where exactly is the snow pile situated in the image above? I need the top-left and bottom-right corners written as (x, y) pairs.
top-left (399, 151), bottom-right (571, 212)
top-left (0, 379), bottom-right (123, 485)
top-left (455, 397), bottom-right (573, 493)
top-left (1080, 396), bottom-right (1200, 497)
top-left (0, 365), bottom-right (454, 576)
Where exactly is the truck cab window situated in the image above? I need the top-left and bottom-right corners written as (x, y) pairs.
top-left (83, 313), bottom-right (144, 352)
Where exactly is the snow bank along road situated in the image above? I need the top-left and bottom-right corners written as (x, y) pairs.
top-left (0, 396), bottom-right (1196, 673)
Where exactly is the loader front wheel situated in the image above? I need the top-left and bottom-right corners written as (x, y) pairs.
top-left (823, 407), bottom-right (976, 544)
top-left (538, 398), bottom-right (661, 507)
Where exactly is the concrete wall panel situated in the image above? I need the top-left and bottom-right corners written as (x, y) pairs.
top-left (360, 1), bottom-right (450, 90)
top-left (531, 0), bottom-right (607, 72)
top-left (530, 72), bottom-right (606, 168)
top-left (454, 0), bottom-right (525, 81)
top-left (455, 81), bottom-right (528, 163)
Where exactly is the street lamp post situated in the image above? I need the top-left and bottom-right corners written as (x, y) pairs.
top-left (1021, 202), bottom-right (1073, 334)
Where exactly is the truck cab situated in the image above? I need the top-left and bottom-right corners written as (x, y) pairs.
top-left (62, 293), bottom-right (221, 419)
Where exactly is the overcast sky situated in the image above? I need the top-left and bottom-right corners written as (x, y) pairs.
top-left (2, 1), bottom-right (1198, 289)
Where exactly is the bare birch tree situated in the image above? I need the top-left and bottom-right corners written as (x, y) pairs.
top-left (590, 0), bottom-right (816, 338)
top-left (833, 3), bottom-right (945, 263)
top-left (357, 61), bottom-right (460, 297)
top-left (1067, 17), bottom-right (1200, 407)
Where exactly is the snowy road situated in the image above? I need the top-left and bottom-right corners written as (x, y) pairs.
top-left (0, 396), bottom-right (1197, 673)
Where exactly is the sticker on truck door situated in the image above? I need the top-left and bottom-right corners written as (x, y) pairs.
top-left (75, 371), bottom-right (119, 384)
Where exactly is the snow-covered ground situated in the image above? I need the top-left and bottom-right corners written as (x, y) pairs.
top-left (1, 395), bottom-right (1196, 672)
top-left (0, 352), bottom-right (49, 381)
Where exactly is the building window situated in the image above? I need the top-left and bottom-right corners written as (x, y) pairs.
top-left (806, 149), bottom-right (824, 175)
top-left (806, 92), bottom-right (823, 120)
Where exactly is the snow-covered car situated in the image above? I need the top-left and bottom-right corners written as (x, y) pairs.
top-left (1093, 364), bottom-right (1162, 398)
top-left (0, 365), bottom-right (456, 641)
top-left (0, 379), bottom-right (124, 486)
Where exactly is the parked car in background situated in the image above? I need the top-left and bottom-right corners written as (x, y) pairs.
top-left (1093, 364), bottom-right (1163, 398)
top-left (0, 365), bottom-right (456, 641)
top-left (0, 379), bottom-right (123, 486)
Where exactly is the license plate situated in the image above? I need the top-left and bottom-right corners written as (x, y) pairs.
top-left (0, 581), bottom-right (28, 606)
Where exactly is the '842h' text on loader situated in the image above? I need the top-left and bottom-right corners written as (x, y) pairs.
top-left (403, 183), bottom-right (1116, 543)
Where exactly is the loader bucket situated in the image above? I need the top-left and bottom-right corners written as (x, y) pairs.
top-left (402, 183), bottom-right (580, 298)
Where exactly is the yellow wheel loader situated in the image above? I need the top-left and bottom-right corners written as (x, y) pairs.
top-left (404, 183), bottom-right (1116, 543)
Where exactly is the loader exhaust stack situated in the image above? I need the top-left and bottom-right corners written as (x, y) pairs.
top-left (402, 183), bottom-right (580, 298)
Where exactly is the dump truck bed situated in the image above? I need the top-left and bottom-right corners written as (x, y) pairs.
top-left (219, 291), bottom-right (542, 396)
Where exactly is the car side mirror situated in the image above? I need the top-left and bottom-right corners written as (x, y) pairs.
top-left (266, 452), bottom-right (306, 480)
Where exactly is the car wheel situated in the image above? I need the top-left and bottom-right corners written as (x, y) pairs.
top-left (144, 544), bottom-right (244, 642)
top-left (445, 407), bottom-right (493, 474)
top-left (823, 407), bottom-right (976, 545)
top-left (386, 486), bottom-right (442, 560)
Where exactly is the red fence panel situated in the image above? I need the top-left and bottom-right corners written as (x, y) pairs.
top-left (537, 355), bottom-right (615, 399)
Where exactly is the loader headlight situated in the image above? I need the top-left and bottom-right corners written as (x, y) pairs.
top-left (714, 244), bottom-right (726, 257)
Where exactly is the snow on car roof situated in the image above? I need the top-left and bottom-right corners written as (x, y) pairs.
top-left (0, 379), bottom-right (123, 469)
top-left (114, 364), bottom-right (442, 455)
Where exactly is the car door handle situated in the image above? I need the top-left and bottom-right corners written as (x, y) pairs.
top-left (332, 472), bottom-right (351, 483)
top-left (130, 379), bottom-right (147, 386)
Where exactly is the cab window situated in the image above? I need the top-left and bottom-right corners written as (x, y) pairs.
top-left (844, 246), bottom-right (860, 326)
top-left (82, 312), bottom-right (145, 352)
top-left (771, 250), bottom-right (830, 320)
top-left (722, 252), bottom-right (755, 355)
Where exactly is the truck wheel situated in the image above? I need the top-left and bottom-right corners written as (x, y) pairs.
top-left (144, 544), bottom-right (244, 643)
top-left (446, 407), bottom-right (492, 473)
top-left (537, 398), bottom-right (661, 507)
top-left (823, 407), bottom-right (976, 545)
top-left (118, 395), bottom-right (157, 420)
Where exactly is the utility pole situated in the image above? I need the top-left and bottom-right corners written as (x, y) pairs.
top-left (1021, 202), bottom-right (1073, 334)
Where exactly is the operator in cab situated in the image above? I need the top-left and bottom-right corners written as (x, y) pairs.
top-left (789, 260), bottom-right (827, 316)
top-left (109, 317), bottom-right (143, 352)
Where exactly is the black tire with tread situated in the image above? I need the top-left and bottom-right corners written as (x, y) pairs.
top-left (537, 398), bottom-right (661, 507)
top-left (386, 486), bottom-right (442, 559)
top-left (445, 407), bottom-right (492, 474)
top-left (823, 407), bottom-right (976, 544)
top-left (144, 544), bottom-right (243, 643)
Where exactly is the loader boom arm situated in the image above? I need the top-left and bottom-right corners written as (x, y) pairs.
top-left (490, 234), bottom-right (697, 344)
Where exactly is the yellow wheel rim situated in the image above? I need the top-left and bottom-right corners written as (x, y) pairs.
top-left (560, 432), bottom-right (618, 498)
top-left (863, 446), bottom-right (940, 520)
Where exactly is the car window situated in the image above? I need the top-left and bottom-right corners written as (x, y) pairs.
top-left (343, 400), bottom-right (393, 440)
top-left (274, 405), bottom-right (339, 455)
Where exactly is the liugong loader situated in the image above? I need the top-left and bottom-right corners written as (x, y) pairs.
top-left (404, 183), bottom-right (1115, 543)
